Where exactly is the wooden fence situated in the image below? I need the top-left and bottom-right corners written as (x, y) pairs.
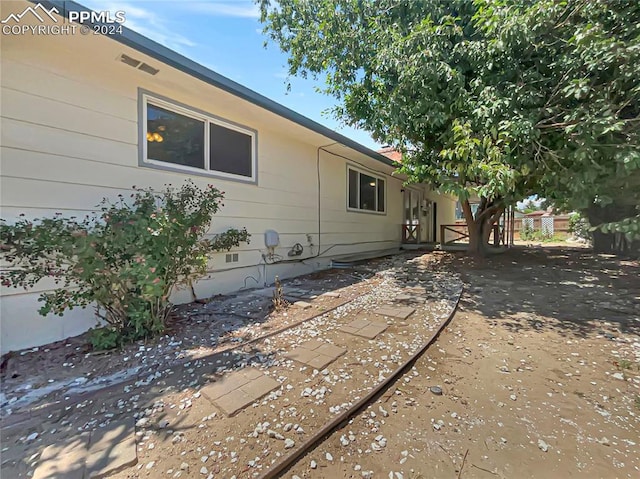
top-left (513, 215), bottom-right (570, 234)
top-left (454, 215), bottom-right (571, 240)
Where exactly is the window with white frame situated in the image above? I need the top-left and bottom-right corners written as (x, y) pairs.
top-left (142, 94), bottom-right (256, 181)
top-left (347, 166), bottom-right (386, 213)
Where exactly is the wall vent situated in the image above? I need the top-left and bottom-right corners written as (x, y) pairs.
top-left (118, 54), bottom-right (159, 75)
top-left (138, 63), bottom-right (160, 76)
top-left (225, 253), bottom-right (239, 263)
top-left (119, 53), bottom-right (140, 68)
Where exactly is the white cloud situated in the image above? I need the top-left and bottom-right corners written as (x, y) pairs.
top-left (80, 1), bottom-right (197, 52)
top-left (185, 1), bottom-right (260, 19)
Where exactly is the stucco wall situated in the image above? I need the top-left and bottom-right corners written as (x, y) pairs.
top-left (0, 9), bottom-right (413, 353)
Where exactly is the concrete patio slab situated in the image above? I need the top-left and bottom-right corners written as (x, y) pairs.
top-left (339, 319), bottom-right (388, 339)
top-left (373, 305), bottom-right (415, 320)
top-left (201, 367), bottom-right (280, 416)
top-left (285, 340), bottom-right (347, 370)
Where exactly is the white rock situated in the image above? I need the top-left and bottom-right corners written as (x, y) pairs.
top-left (146, 461), bottom-right (155, 470)
top-left (136, 417), bottom-right (150, 428)
top-left (310, 460), bottom-right (317, 469)
top-left (200, 466), bottom-right (208, 475)
top-left (538, 439), bottom-right (549, 452)
top-left (284, 438), bottom-right (295, 449)
top-left (326, 452), bottom-right (333, 462)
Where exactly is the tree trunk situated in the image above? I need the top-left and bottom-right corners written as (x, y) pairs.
top-left (585, 203), bottom-right (640, 257)
top-left (462, 198), bottom-right (489, 256)
top-left (461, 197), bottom-right (505, 256)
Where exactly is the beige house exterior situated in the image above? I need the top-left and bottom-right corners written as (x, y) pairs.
top-left (0, 0), bottom-right (456, 353)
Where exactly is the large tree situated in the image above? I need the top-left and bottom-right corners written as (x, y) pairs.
top-left (259, 0), bottom-right (640, 255)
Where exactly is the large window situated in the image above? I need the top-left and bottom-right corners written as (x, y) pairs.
top-left (347, 166), bottom-right (386, 213)
top-left (142, 93), bottom-right (256, 182)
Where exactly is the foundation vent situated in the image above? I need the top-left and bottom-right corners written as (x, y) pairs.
top-left (225, 253), bottom-right (239, 263)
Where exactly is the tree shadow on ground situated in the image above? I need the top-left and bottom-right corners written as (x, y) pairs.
top-left (434, 245), bottom-right (639, 338)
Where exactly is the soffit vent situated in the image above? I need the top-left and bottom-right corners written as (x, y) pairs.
top-left (119, 53), bottom-right (140, 68)
top-left (118, 54), bottom-right (159, 76)
top-left (138, 63), bottom-right (160, 76)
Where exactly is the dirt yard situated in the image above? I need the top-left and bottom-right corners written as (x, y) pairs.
top-left (287, 247), bottom-right (640, 479)
top-left (1, 246), bottom-right (638, 479)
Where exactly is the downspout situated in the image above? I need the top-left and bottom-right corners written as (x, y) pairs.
top-left (316, 143), bottom-right (339, 257)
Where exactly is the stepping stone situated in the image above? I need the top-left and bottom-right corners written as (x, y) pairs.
top-left (285, 340), bottom-right (346, 370)
top-left (33, 446), bottom-right (87, 479)
top-left (395, 293), bottom-right (422, 303)
top-left (340, 319), bottom-right (388, 339)
top-left (201, 367), bottom-right (279, 416)
top-left (321, 291), bottom-right (341, 298)
top-left (39, 433), bottom-right (90, 462)
top-left (394, 294), bottom-right (413, 301)
top-left (293, 301), bottom-right (312, 309)
top-left (85, 437), bottom-right (137, 478)
top-left (34, 422), bottom-right (138, 479)
top-left (374, 305), bottom-right (415, 320)
top-left (90, 420), bottom-right (134, 451)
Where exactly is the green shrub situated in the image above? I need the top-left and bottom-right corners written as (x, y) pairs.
top-left (521, 221), bottom-right (535, 241)
top-left (569, 212), bottom-right (591, 241)
top-left (521, 224), bottom-right (560, 242)
top-left (0, 181), bottom-right (250, 349)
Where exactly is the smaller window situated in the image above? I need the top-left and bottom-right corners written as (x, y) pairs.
top-left (347, 166), bottom-right (386, 213)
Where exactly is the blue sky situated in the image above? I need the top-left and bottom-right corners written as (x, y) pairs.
top-left (82, 0), bottom-right (381, 150)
